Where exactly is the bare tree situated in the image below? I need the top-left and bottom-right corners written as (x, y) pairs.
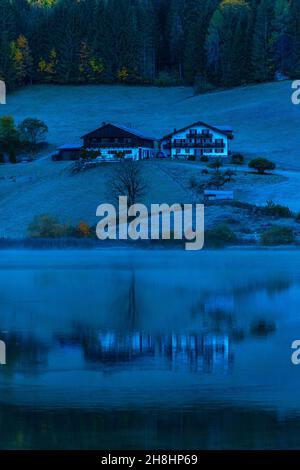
top-left (107, 160), bottom-right (148, 207)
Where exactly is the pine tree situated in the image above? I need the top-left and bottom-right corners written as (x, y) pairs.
top-left (289, 0), bottom-right (300, 77)
top-left (272, 0), bottom-right (292, 77)
top-left (0, 0), bottom-right (17, 88)
top-left (206, 0), bottom-right (252, 87)
top-left (183, 0), bottom-right (218, 84)
top-left (54, 0), bottom-right (81, 83)
top-left (138, 0), bottom-right (157, 82)
top-left (251, 0), bottom-right (274, 82)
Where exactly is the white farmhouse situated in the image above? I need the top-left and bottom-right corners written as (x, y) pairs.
top-left (81, 122), bottom-right (157, 160)
top-left (160, 121), bottom-right (233, 160)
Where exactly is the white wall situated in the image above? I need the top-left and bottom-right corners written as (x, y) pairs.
top-left (171, 124), bottom-right (228, 159)
top-left (86, 147), bottom-right (154, 160)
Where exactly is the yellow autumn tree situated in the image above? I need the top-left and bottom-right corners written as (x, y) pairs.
top-left (11, 35), bottom-right (33, 86)
top-left (38, 49), bottom-right (57, 82)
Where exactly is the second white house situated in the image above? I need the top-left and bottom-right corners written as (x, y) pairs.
top-left (160, 121), bottom-right (233, 160)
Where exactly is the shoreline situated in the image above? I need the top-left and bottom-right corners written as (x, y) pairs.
top-left (0, 240), bottom-right (299, 251)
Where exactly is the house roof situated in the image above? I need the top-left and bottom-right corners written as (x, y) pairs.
top-left (213, 125), bottom-right (233, 132)
top-left (58, 143), bottom-right (81, 150)
top-left (161, 121), bottom-right (233, 140)
top-left (81, 122), bottom-right (158, 141)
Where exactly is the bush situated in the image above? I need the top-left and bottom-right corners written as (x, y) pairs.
top-left (76, 221), bottom-right (92, 238)
top-left (208, 158), bottom-right (223, 170)
top-left (80, 148), bottom-right (101, 160)
top-left (193, 75), bottom-right (216, 95)
top-left (28, 214), bottom-right (71, 238)
top-left (260, 225), bottom-right (294, 245)
top-left (249, 158), bottom-right (276, 174)
top-left (9, 149), bottom-right (17, 164)
top-left (189, 175), bottom-right (198, 189)
top-left (231, 153), bottom-right (244, 165)
top-left (154, 71), bottom-right (179, 87)
top-left (200, 155), bottom-right (209, 162)
top-left (0, 152), bottom-right (4, 163)
top-left (115, 151), bottom-right (125, 159)
top-left (263, 200), bottom-right (293, 218)
top-left (202, 169), bottom-right (209, 175)
top-left (187, 154), bottom-right (195, 161)
top-left (205, 223), bottom-right (237, 248)
top-left (296, 212), bottom-right (300, 222)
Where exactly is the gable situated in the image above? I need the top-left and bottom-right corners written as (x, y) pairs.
top-left (81, 124), bottom-right (137, 140)
top-left (161, 121), bottom-right (230, 140)
top-left (81, 123), bottom-right (157, 141)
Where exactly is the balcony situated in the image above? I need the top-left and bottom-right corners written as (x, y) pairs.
top-left (187, 132), bottom-right (213, 139)
top-left (87, 142), bottom-right (135, 149)
top-left (167, 142), bottom-right (225, 149)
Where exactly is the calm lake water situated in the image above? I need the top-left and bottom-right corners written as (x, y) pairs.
top-left (0, 249), bottom-right (300, 450)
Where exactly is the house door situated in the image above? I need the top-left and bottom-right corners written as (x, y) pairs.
top-left (195, 149), bottom-right (202, 160)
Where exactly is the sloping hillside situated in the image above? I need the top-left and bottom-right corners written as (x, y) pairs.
top-left (1, 82), bottom-right (300, 238)
top-left (2, 81), bottom-right (300, 169)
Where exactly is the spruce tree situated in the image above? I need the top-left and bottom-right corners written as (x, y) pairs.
top-left (251, 0), bottom-right (274, 82)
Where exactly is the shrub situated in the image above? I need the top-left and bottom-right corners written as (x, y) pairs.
top-left (205, 223), bottom-right (237, 248)
top-left (80, 148), bottom-right (100, 160)
top-left (224, 169), bottom-right (236, 182)
top-left (0, 152), bottom-right (4, 163)
top-left (189, 175), bottom-right (198, 189)
top-left (263, 200), bottom-right (293, 218)
top-left (187, 154), bottom-right (195, 161)
top-left (231, 153), bottom-right (244, 165)
top-left (193, 75), bottom-right (216, 95)
top-left (28, 214), bottom-right (71, 238)
top-left (249, 158), bottom-right (276, 174)
top-left (208, 158), bottom-right (223, 170)
top-left (296, 212), bottom-right (300, 222)
top-left (260, 225), bottom-right (294, 245)
top-left (115, 151), bottom-right (125, 159)
top-left (76, 221), bottom-right (91, 238)
top-left (202, 169), bottom-right (209, 175)
top-left (154, 71), bottom-right (179, 87)
top-left (200, 155), bottom-right (209, 162)
top-left (9, 149), bottom-right (17, 164)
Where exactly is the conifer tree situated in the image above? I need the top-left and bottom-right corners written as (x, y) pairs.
top-left (251, 0), bottom-right (274, 82)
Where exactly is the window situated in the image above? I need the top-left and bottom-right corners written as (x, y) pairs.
top-left (185, 149), bottom-right (190, 154)
top-left (215, 139), bottom-right (224, 144)
top-left (124, 138), bottom-right (132, 144)
top-left (176, 148), bottom-right (180, 154)
top-left (190, 129), bottom-right (197, 135)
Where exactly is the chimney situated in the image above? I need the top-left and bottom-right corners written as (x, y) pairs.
top-left (174, 128), bottom-right (177, 133)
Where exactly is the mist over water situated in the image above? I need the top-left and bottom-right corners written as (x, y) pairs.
top-left (0, 250), bottom-right (300, 449)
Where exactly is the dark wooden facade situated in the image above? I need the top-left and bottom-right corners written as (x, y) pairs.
top-left (81, 123), bottom-right (155, 149)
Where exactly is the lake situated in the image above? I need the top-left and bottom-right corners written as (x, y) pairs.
top-left (0, 249), bottom-right (300, 450)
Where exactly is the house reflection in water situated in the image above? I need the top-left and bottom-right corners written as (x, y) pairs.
top-left (76, 331), bottom-right (233, 374)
